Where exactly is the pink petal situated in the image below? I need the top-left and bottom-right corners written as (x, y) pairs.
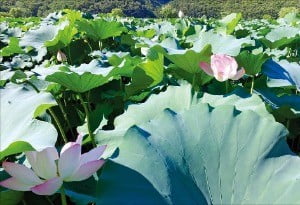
top-left (60, 142), bottom-right (77, 154)
top-left (64, 160), bottom-right (105, 182)
top-left (231, 68), bottom-right (245, 80)
top-left (60, 135), bottom-right (83, 154)
top-left (26, 147), bottom-right (59, 180)
top-left (76, 134), bottom-right (84, 144)
top-left (0, 177), bottom-right (32, 191)
top-left (199, 62), bottom-right (214, 75)
top-left (25, 151), bottom-right (37, 167)
top-left (31, 177), bottom-right (62, 195)
top-left (2, 162), bottom-right (42, 186)
top-left (211, 54), bottom-right (238, 81)
top-left (80, 145), bottom-right (107, 166)
top-left (58, 144), bottom-right (81, 179)
top-left (214, 72), bottom-right (229, 82)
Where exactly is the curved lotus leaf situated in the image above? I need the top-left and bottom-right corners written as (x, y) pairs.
top-left (20, 24), bottom-right (59, 49)
top-left (262, 59), bottom-right (300, 91)
top-left (201, 87), bottom-right (273, 119)
top-left (76, 19), bottom-right (127, 41)
top-left (0, 84), bottom-right (57, 159)
top-left (95, 83), bottom-right (195, 157)
top-left (165, 44), bottom-right (212, 74)
top-left (67, 102), bottom-right (299, 204)
top-left (44, 22), bottom-right (78, 51)
top-left (266, 26), bottom-right (299, 42)
top-left (216, 13), bottom-right (242, 35)
top-left (256, 88), bottom-right (300, 115)
top-left (189, 30), bottom-right (254, 56)
top-left (44, 60), bottom-right (130, 93)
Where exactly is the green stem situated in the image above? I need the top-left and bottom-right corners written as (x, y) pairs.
top-left (84, 39), bottom-right (93, 53)
top-left (87, 91), bottom-right (92, 112)
top-left (78, 93), bottom-right (96, 147)
top-left (67, 45), bottom-right (72, 65)
top-left (56, 98), bottom-right (75, 138)
top-left (99, 41), bottom-right (102, 51)
top-left (192, 74), bottom-right (197, 91)
top-left (49, 108), bottom-right (68, 144)
top-left (225, 81), bottom-right (229, 93)
top-left (250, 76), bottom-right (254, 94)
top-left (45, 196), bottom-right (55, 205)
top-left (60, 187), bottom-right (67, 205)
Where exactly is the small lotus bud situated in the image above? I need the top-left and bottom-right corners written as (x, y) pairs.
top-left (178, 10), bottom-right (184, 18)
top-left (57, 50), bottom-right (67, 62)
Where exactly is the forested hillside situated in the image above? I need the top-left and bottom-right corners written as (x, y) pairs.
top-left (0, 0), bottom-right (299, 18)
top-left (170, 0), bottom-right (299, 18)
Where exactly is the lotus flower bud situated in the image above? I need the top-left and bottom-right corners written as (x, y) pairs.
top-left (178, 10), bottom-right (184, 18)
top-left (57, 50), bottom-right (67, 62)
top-left (0, 135), bottom-right (106, 195)
top-left (199, 54), bottom-right (245, 82)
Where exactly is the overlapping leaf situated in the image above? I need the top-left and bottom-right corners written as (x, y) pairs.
top-left (0, 84), bottom-right (57, 159)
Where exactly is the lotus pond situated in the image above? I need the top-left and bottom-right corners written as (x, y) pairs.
top-left (0, 10), bottom-right (300, 205)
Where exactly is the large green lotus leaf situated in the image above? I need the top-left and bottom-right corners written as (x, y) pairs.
top-left (68, 102), bottom-right (299, 204)
top-left (139, 48), bottom-right (164, 86)
top-left (0, 37), bottom-right (24, 57)
top-left (44, 21), bottom-right (78, 51)
top-left (19, 22), bottom-right (68, 61)
top-left (165, 44), bottom-right (212, 74)
top-left (235, 50), bottom-right (269, 75)
top-left (125, 48), bottom-right (164, 95)
top-left (0, 190), bottom-right (23, 205)
top-left (44, 60), bottom-right (128, 93)
top-left (96, 83), bottom-right (195, 157)
top-left (0, 84), bottom-right (57, 159)
top-left (265, 26), bottom-right (299, 42)
top-left (76, 19), bottom-right (127, 41)
top-left (96, 84), bottom-right (274, 157)
top-left (201, 87), bottom-right (273, 120)
top-left (260, 26), bottom-right (300, 49)
top-left (189, 30), bottom-right (254, 56)
top-left (141, 38), bottom-right (213, 84)
top-left (19, 24), bottom-right (61, 49)
top-left (46, 72), bottom-right (111, 93)
top-left (65, 161), bottom-right (165, 205)
top-left (216, 13), bottom-right (242, 35)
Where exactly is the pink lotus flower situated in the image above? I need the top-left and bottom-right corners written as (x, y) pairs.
top-left (199, 54), bottom-right (245, 82)
top-left (0, 135), bottom-right (106, 195)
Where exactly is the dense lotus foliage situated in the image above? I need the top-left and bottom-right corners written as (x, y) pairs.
top-left (0, 10), bottom-right (299, 205)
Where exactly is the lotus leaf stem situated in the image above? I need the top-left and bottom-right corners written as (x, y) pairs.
top-left (60, 187), bottom-right (67, 205)
top-left (250, 76), bottom-right (254, 94)
top-left (49, 108), bottom-right (68, 144)
top-left (78, 93), bottom-right (97, 147)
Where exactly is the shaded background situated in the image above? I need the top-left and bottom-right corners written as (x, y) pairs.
top-left (0, 0), bottom-right (299, 18)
